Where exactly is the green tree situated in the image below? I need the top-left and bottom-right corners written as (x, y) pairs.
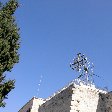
top-left (0, 0), bottom-right (20, 107)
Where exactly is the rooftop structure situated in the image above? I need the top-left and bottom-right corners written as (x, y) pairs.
top-left (18, 79), bottom-right (112, 112)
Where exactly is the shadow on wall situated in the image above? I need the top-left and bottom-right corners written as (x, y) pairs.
top-left (96, 92), bottom-right (112, 112)
top-left (38, 84), bottom-right (73, 112)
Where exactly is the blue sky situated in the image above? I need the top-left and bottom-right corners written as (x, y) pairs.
top-left (1, 0), bottom-right (112, 112)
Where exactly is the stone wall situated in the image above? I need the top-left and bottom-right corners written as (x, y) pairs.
top-left (31, 98), bottom-right (45, 112)
top-left (19, 97), bottom-right (45, 112)
top-left (38, 82), bottom-right (109, 112)
top-left (70, 84), bottom-right (107, 112)
top-left (19, 97), bottom-right (34, 112)
top-left (19, 80), bottom-right (112, 112)
top-left (96, 92), bottom-right (112, 112)
top-left (39, 84), bottom-right (74, 112)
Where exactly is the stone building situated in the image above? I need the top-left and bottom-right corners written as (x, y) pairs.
top-left (18, 80), bottom-right (112, 112)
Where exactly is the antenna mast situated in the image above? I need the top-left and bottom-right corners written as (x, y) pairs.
top-left (70, 53), bottom-right (94, 84)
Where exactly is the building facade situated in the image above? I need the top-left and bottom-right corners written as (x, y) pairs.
top-left (19, 80), bottom-right (112, 112)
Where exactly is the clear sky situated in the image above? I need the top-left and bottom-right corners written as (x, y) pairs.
top-left (1, 0), bottom-right (112, 112)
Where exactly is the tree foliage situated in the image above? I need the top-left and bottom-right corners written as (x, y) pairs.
top-left (0, 0), bottom-right (20, 107)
